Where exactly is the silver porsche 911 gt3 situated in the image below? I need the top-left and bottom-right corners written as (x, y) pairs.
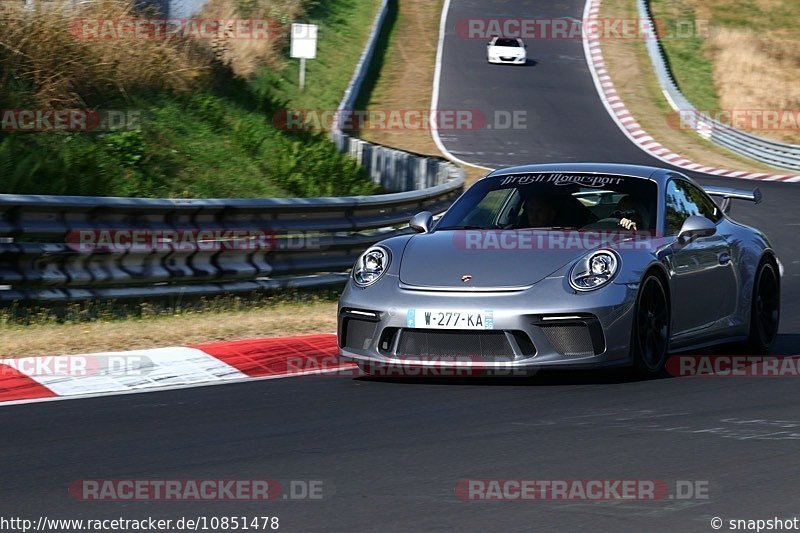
top-left (337, 163), bottom-right (781, 377)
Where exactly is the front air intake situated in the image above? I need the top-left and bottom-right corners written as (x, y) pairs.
top-left (395, 329), bottom-right (520, 360)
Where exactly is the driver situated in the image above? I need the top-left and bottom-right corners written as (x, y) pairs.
top-left (522, 195), bottom-right (558, 227)
top-left (614, 195), bottom-right (645, 231)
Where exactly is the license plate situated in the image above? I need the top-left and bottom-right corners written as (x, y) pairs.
top-left (406, 309), bottom-right (494, 330)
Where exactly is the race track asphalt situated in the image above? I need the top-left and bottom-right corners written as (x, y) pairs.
top-left (2, 1), bottom-right (799, 532)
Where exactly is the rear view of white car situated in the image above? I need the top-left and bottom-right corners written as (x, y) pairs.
top-left (487, 37), bottom-right (527, 65)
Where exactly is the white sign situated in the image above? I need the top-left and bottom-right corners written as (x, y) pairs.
top-left (291, 23), bottom-right (318, 59)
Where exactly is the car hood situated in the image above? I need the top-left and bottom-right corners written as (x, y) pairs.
top-left (489, 45), bottom-right (525, 55)
top-left (398, 230), bottom-right (616, 290)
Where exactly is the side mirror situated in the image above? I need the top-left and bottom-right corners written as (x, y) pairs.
top-left (677, 215), bottom-right (715, 243)
top-left (409, 211), bottom-right (433, 233)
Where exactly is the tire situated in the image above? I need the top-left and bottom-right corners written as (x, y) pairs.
top-left (631, 274), bottom-right (671, 378)
top-left (746, 259), bottom-right (780, 353)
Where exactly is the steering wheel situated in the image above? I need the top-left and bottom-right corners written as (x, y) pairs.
top-left (585, 217), bottom-right (624, 230)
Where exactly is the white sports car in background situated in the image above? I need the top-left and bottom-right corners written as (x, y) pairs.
top-left (487, 37), bottom-right (527, 65)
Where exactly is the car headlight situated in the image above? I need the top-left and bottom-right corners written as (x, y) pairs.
top-left (352, 246), bottom-right (390, 287)
top-left (569, 250), bottom-right (619, 291)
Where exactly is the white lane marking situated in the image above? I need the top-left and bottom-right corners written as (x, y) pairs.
top-left (0, 365), bottom-right (353, 408)
top-left (1, 347), bottom-right (248, 397)
top-left (430, 0), bottom-right (494, 172)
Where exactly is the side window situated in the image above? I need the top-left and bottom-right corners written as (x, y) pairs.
top-left (683, 182), bottom-right (723, 223)
top-left (665, 180), bottom-right (698, 236)
top-left (664, 180), bottom-right (722, 236)
top-left (462, 188), bottom-right (519, 227)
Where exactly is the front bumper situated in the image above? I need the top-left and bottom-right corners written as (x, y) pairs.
top-left (488, 55), bottom-right (526, 65)
top-left (337, 274), bottom-right (637, 373)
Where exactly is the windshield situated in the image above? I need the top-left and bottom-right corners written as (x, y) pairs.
top-left (494, 38), bottom-right (521, 47)
top-left (437, 172), bottom-right (657, 231)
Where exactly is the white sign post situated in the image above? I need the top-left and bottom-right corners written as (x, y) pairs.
top-left (290, 23), bottom-right (318, 91)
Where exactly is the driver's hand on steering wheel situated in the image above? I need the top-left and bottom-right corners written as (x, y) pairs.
top-left (618, 218), bottom-right (637, 230)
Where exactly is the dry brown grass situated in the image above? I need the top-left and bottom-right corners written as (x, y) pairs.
top-left (197, 0), bottom-right (304, 77)
top-left (0, 0), bottom-right (205, 106)
top-left (709, 27), bottom-right (800, 144)
top-left (652, 0), bottom-right (800, 145)
top-left (599, 0), bottom-right (789, 173)
top-left (0, 300), bottom-right (337, 357)
top-left (0, 0), bottom-right (307, 106)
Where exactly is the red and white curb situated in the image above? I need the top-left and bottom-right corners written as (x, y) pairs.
top-left (583, 0), bottom-right (800, 183)
top-left (0, 334), bottom-right (349, 406)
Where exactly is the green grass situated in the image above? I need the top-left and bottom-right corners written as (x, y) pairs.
top-left (0, 0), bottom-right (382, 199)
top-left (708, 0), bottom-right (798, 33)
top-left (257, 0), bottom-right (383, 113)
top-left (649, 0), bottom-right (719, 112)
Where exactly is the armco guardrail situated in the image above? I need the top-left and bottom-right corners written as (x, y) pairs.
top-left (0, 180), bottom-right (462, 302)
top-left (0, 0), bottom-right (465, 303)
top-left (638, 0), bottom-right (800, 171)
top-left (333, 133), bottom-right (461, 192)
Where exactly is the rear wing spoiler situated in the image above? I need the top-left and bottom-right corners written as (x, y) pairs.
top-left (702, 185), bottom-right (762, 214)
